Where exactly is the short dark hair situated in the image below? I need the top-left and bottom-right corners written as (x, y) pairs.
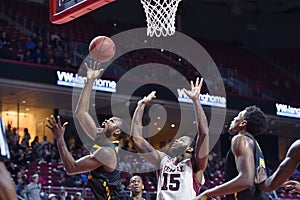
top-left (243, 105), bottom-right (268, 136)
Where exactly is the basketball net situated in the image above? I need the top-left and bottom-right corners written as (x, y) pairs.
top-left (141, 0), bottom-right (182, 37)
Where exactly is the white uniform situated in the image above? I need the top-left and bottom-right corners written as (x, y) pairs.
top-left (156, 156), bottom-right (203, 200)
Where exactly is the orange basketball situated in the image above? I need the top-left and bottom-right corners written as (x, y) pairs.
top-left (89, 36), bottom-right (116, 62)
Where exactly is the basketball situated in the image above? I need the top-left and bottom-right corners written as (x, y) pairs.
top-left (88, 36), bottom-right (116, 62)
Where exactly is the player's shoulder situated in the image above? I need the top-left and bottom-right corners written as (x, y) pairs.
top-left (287, 139), bottom-right (300, 158)
top-left (232, 133), bottom-right (253, 143)
top-left (93, 146), bottom-right (116, 157)
top-left (292, 139), bottom-right (300, 150)
top-left (231, 134), bottom-right (254, 151)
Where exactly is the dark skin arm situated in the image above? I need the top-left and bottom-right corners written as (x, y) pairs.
top-left (46, 115), bottom-right (116, 174)
top-left (0, 162), bottom-right (17, 200)
top-left (195, 135), bottom-right (255, 200)
top-left (75, 61), bottom-right (104, 140)
top-left (130, 91), bottom-right (166, 167)
top-left (184, 77), bottom-right (209, 183)
top-left (258, 139), bottom-right (300, 192)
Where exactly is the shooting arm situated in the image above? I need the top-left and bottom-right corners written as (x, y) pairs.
top-left (75, 79), bottom-right (98, 140)
top-left (193, 98), bottom-right (209, 180)
top-left (130, 102), bottom-right (165, 166)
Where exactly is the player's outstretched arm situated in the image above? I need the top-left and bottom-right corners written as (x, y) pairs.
top-left (75, 61), bottom-right (104, 140)
top-left (46, 115), bottom-right (108, 174)
top-left (46, 115), bottom-right (106, 174)
top-left (184, 77), bottom-right (209, 182)
top-left (130, 91), bottom-right (166, 167)
top-left (259, 140), bottom-right (300, 192)
top-left (194, 135), bottom-right (255, 199)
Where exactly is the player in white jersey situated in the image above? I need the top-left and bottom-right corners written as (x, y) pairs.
top-left (130, 78), bottom-right (209, 200)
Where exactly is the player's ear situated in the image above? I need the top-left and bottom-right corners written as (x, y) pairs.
top-left (186, 146), bottom-right (194, 153)
top-left (112, 128), bottom-right (121, 138)
top-left (142, 184), bottom-right (144, 190)
top-left (239, 120), bottom-right (247, 127)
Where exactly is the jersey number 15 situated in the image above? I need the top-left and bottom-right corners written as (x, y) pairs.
top-left (161, 173), bottom-right (180, 191)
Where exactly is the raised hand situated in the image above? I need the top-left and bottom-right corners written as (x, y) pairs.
top-left (284, 180), bottom-right (300, 194)
top-left (183, 77), bottom-right (203, 101)
top-left (138, 91), bottom-right (156, 105)
top-left (46, 115), bottom-right (68, 139)
top-left (85, 60), bottom-right (104, 80)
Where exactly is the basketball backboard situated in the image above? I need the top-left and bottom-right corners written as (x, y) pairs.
top-left (49, 0), bottom-right (115, 24)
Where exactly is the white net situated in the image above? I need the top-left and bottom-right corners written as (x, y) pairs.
top-left (141, 0), bottom-right (182, 37)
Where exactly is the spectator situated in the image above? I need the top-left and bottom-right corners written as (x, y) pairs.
top-left (31, 32), bottom-right (40, 45)
top-left (31, 136), bottom-right (40, 147)
top-left (50, 148), bottom-right (60, 162)
top-left (67, 136), bottom-right (76, 151)
top-left (47, 57), bottom-right (56, 66)
top-left (25, 37), bottom-right (36, 51)
top-left (54, 170), bottom-right (66, 186)
top-left (58, 187), bottom-right (72, 200)
top-left (33, 48), bottom-right (45, 64)
top-left (50, 32), bottom-right (62, 47)
top-left (22, 128), bottom-right (31, 147)
top-left (13, 127), bottom-right (20, 146)
top-left (14, 171), bottom-right (25, 185)
top-left (35, 148), bottom-right (45, 162)
top-left (0, 31), bottom-right (10, 49)
top-left (42, 143), bottom-right (51, 161)
top-left (6, 124), bottom-right (15, 147)
top-left (25, 174), bottom-right (41, 200)
top-left (13, 148), bottom-right (25, 165)
top-left (23, 146), bottom-right (33, 162)
top-left (74, 192), bottom-right (84, 200)
top-left (16, 180), bottom-right (27, 199)
top-left (40, 136), bottom-right (49, 147)
top-left (48, 193), bottom-right (58, 200)
top-left (8, 162), bottom-right (19, 180)
top-left (66, 174), bottom-right (82, 187)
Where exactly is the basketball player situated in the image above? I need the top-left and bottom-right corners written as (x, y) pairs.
top-left (129, 175), bottom-right (145, 200)
top-left (195, 106), bottom-right (271, 200)
top-left (258, 139), bottom-right (300, 193)
top-left (0, 117), bottom-right (18, 200)
top-left (130, 77), bottom-right (209, 199)
top-left (46, 61), bottom-right (130, 200)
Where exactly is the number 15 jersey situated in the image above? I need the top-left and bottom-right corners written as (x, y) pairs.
top-left (156, 156), bottom-right (203, 200)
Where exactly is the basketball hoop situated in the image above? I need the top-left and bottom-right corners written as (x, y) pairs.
top-left (141, 0), bottom-right (182, 37)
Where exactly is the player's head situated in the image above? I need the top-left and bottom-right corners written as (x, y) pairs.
top-left (130, 175), bottom-right (144, 196)
top-left (169, 136), bottom-right (194, 157)
top-left (96, 117), bottom-right (128, 143)
top-left (229, 105), bottom-right (268, 136)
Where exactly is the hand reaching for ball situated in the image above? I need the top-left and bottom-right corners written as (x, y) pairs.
top-left (138, 91), bottom-right (156, 105)
top-left (85, 60), bottom-right (104, 80)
